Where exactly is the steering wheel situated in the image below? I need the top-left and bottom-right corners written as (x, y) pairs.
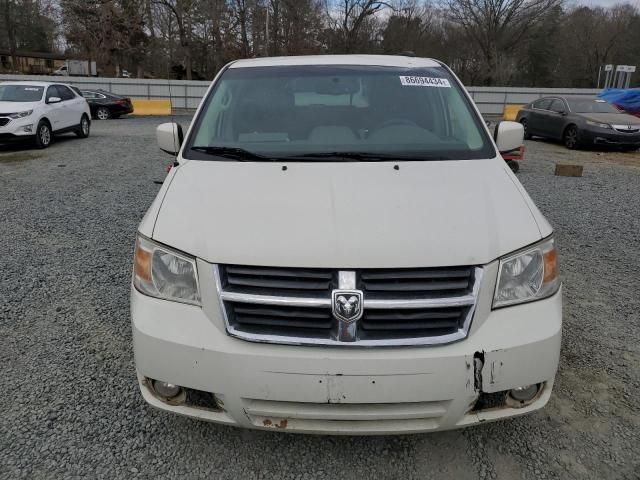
top-left (374, 118), bottom-right (420, 131)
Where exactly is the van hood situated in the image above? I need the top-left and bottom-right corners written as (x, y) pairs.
top-left (0, 101), bottom-right (39, 113)
top-left (152, 159), bottom-right (543, 268)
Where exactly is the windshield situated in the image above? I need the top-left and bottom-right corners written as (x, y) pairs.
top-left (185, 65), bottom-right (495, 161)
top-left (568, 98), bottom-right (620, 114)
top-left (0, 85), bottom-right (44, 102)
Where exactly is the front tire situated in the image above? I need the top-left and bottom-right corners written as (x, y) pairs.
top-left (506, 160), bottom-right (520, 173)
top-left (34, 121), bottom-right (52, 149)
top-left (563, 125), bottom-right (580, 150)
top-left (75, 114), bottom-right (90, 138)
top-left (96, 107), bottom-right (111, 120)
top-left (521, 119), bottom-right (532, 140)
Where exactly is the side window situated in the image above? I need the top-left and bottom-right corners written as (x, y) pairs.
top-left (82, 91), bottom-right (96, 99)
top-left (533, 99), bottom-right (552, 110)
top-left (549, 99), bottom-right (565, 113)
top-left (57, 85), bottom-right (75, 101)
top-left (96, 93), bottom-right (107, 99)
top-left (442, 88), bottom-right (483, 149)
top-left (46, 85), bottom-right (60, 101)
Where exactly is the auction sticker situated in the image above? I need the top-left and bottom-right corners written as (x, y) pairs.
top-left (399, 76), bottom-right (451, 87)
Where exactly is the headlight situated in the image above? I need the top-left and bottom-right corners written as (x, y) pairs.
top-left (8, 110), bottom-right (33, 119)
top-left (133, 234), bottom-right (200, 305)
top-left (586, 120), bottom-right (610, 129)
top-left (493, 236), bottom-right (559, 308)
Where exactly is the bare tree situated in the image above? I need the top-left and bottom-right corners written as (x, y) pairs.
top-left (154, 0), bottom-right (195, 79)
top-left (2, 0), bottom-right (18, 69)
top-left (326, 0), bottom-right (393, 52)
top-left (382, 0), bottom-right (435, 54)
top-left (556, 4), bottom-right (637, 87)
top-left (1, 0), bottom-right (59, 70)
top-left (7, 0), bottom-right (640, 88)
top-left (444, 0), bottom-right (562, 85)
top-left (279, 0), bottom-right (324, 55)
top-left (144, 0), bottom-right (157, 38)
top-left (231, 0), bottom-right (252, 57)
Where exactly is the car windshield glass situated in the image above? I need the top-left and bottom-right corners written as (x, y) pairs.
top-left (568, 99), bottom-right (620, 114)
top-left (185, 65), bottom-right (495, 161)
top-left (0, 85), bottom-right (44, 102)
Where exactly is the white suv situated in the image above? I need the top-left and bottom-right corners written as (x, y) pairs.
top-left (0, 81), bottom-right (91, 148)
top-left (132, 55), bottom-right (562, 435)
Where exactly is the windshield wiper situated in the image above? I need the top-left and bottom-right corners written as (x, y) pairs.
top-left (191, 146), bottom-right (280, 161)
top-left (286, 152), bottom-right (448, 161)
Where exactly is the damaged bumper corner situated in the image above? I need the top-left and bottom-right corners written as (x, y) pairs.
top-left (132, 285), bottom-right (562, 435)
top-left (457, 378), bottom-right (555, 428)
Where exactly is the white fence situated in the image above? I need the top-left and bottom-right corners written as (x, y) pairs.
top-left (0, 74), bottom-right (601, 115)
top-left (0, 74), bottom-right (210, 109)
top-left (467, 86), bottom-right (601, 115)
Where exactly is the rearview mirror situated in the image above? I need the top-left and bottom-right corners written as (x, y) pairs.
top-left (494, 121), bottom-right (524, 154)
top-left (47, 96), bottom-right (62, 104)
top-left (157, 122), bottom-right (184, 155)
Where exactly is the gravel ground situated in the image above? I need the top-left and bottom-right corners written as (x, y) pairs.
top-left (1, 117), bottom-right (639, 479)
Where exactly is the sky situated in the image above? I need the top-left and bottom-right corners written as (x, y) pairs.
top-left (576, 0), bottom-right (640, 6)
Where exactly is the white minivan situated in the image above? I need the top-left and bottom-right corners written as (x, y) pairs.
top-left (131, 55), bottom-right (562, 434)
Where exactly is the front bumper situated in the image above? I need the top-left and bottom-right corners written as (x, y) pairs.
top-left (0, 117), bottom-right (38, 140)
top-left (131, 280), bottom-right (562, 435)
top-left (582, 128), bottom-right (640, 147)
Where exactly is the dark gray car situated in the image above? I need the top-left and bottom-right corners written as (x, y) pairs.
top-left (516, 96), bottom-right (640, 151)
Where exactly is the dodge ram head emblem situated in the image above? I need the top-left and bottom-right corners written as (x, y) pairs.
top-left (332, 290), bottom-right (363, 324)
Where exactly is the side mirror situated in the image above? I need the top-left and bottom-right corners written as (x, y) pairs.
top-left (157, 122), bottom-right (184, 155)
top-left (494, 121), bottom-right (524, 154)
top-left (47, 96), bottom-right (62, 104)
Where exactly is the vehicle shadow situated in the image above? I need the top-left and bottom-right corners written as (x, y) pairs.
top-left (0, 133), bottom-right (80, 153)
top-left (528, 136), bottom-right (639, 153)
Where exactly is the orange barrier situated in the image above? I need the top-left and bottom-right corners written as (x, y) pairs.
top-left (503, 104), bottom-right (524, 121)
top-left (130, 99), bottom-right (172, 116)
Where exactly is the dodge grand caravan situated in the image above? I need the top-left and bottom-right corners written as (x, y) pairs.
top-left (131, 55), bottom-right (562, 434)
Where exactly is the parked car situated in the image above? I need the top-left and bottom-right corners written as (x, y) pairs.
top-left (132, 55), bottom-right (561, 435)
top-left (0, 81), bottom-right (91, 148)
top-left (516, 96), bottom-right (640, 150)
top-left (80, 89), bottom-right (134, 120)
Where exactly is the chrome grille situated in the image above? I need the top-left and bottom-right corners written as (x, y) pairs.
top-left (360, 267), bottom-right (473, 299)
top-left (215, 265), bottom-right (482, 346)
top-left (612, 124), bottom-right (640, 134)
top-left (222, 265), bottom-right (335, 297)
top-left (229, 303), bottom-right (333, 335)
top-left (361, 306), bottom-right (471, 338)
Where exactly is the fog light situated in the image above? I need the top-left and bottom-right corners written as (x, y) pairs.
top-left (509, 384), bottom-right (540, 402)
top-left (23, 124), bottom-right (33, 133)
top-left (152, 380), bottom-right (182, 399)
